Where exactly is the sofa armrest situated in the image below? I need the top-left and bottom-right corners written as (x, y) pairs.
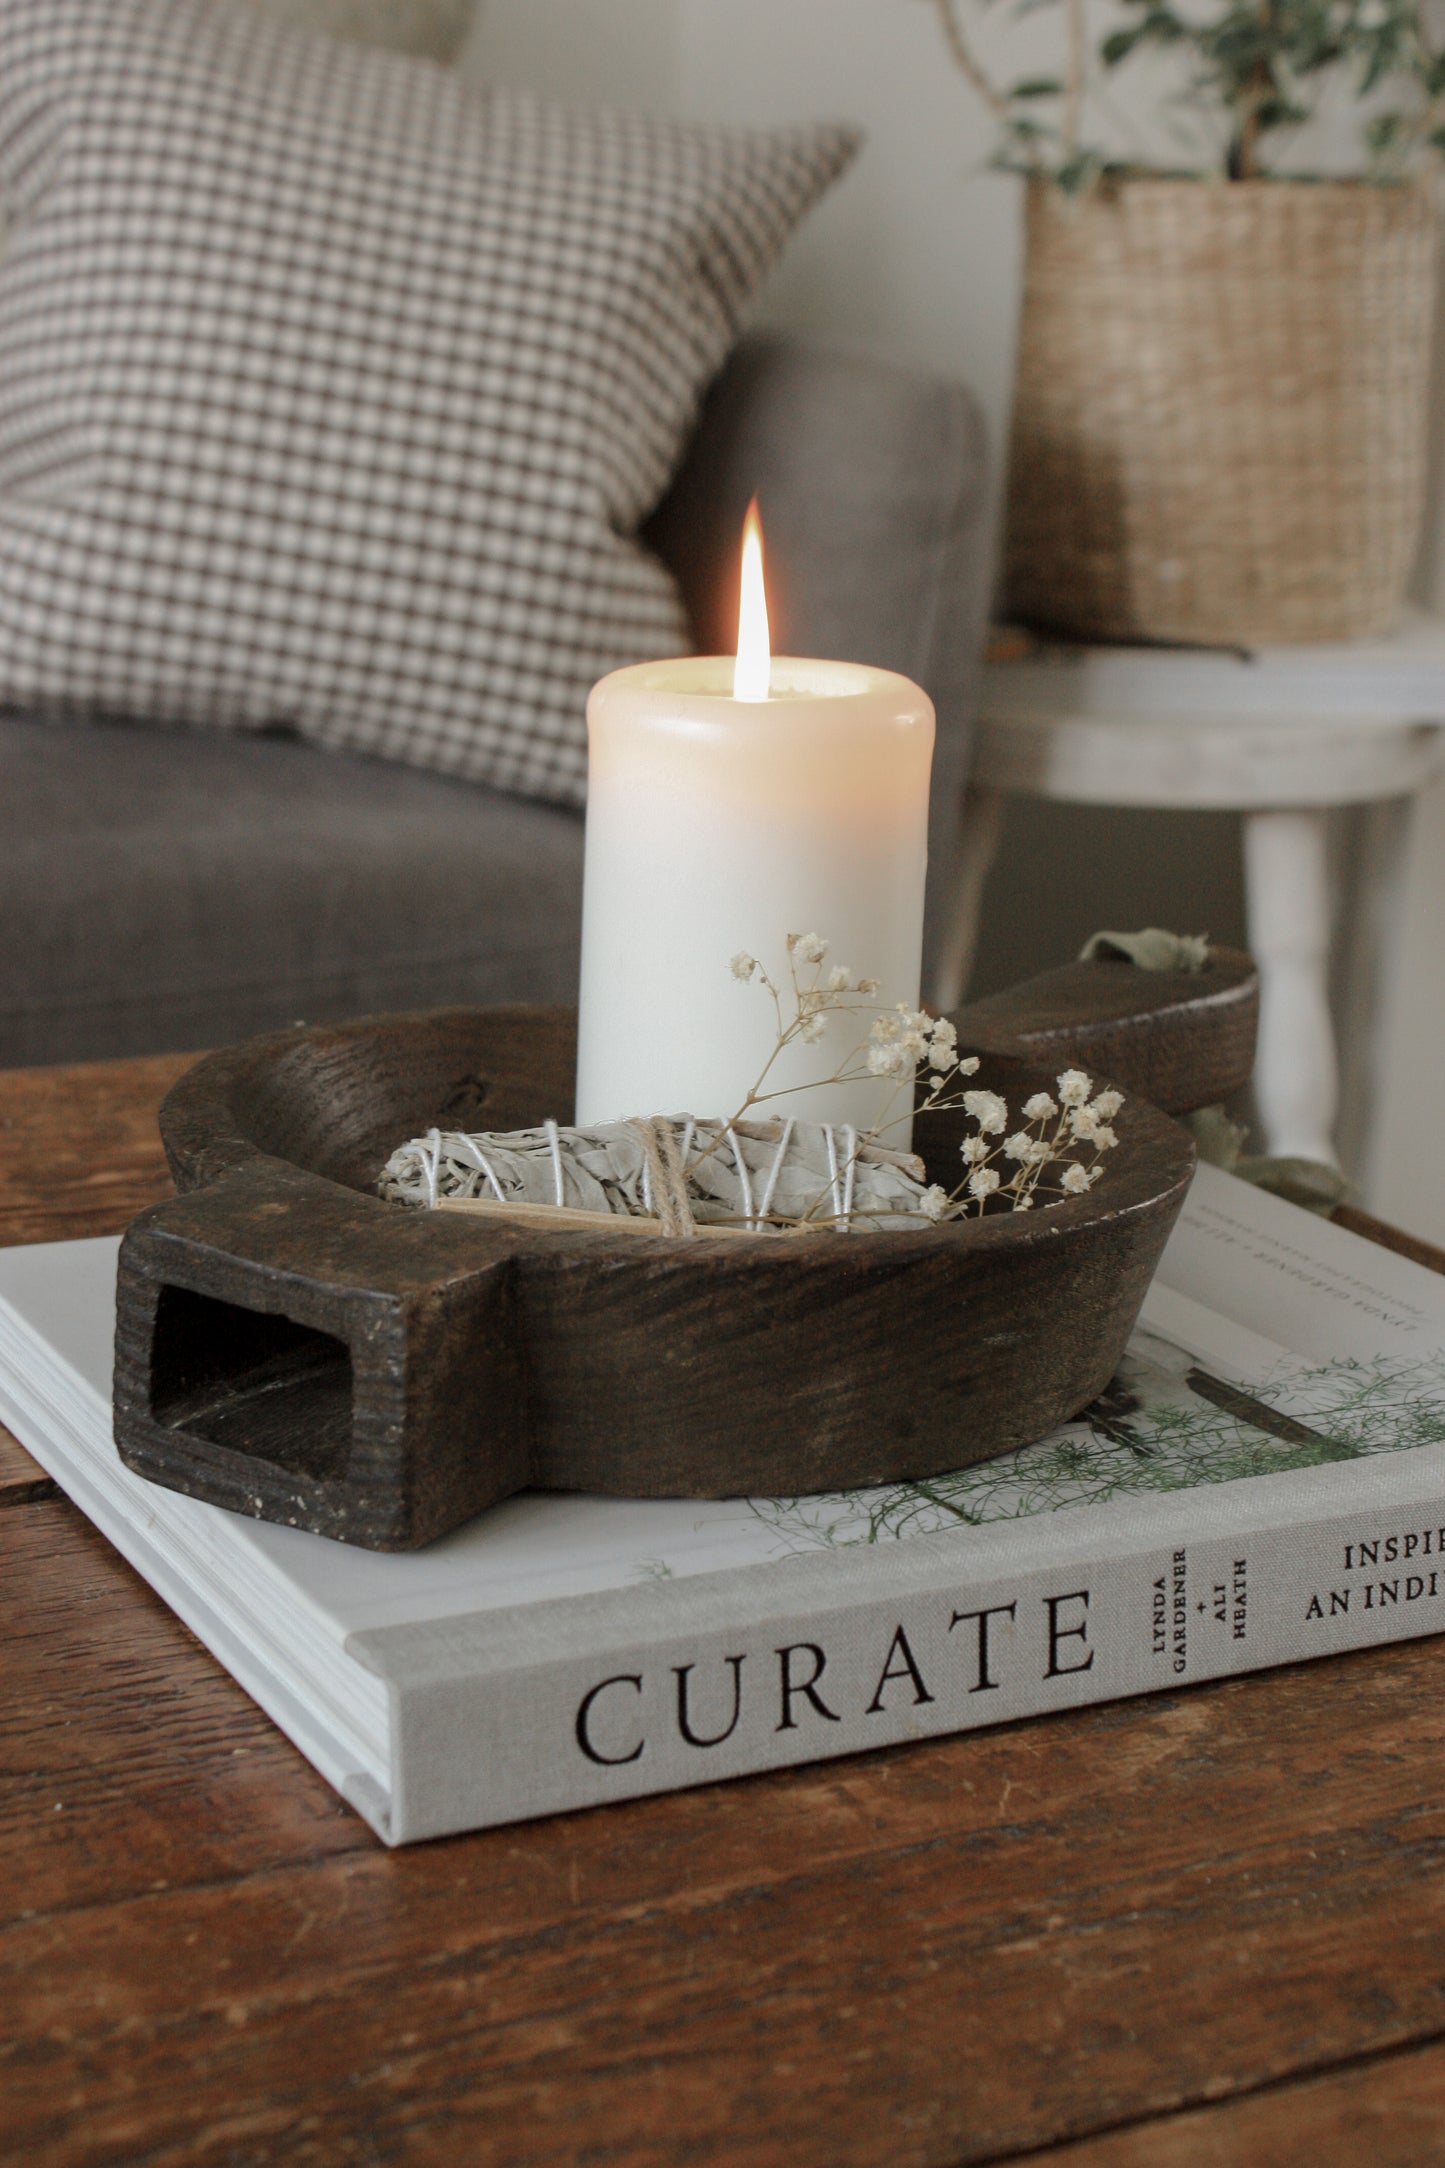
top-left (645, 331), bottom-right (992, 1002)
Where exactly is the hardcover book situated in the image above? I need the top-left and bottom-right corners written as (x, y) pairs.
top-left (2, 1164), bottom-right (1442, 1845)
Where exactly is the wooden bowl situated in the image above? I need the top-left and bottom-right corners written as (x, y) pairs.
top-left (112, 957), bottom-right (1255, 1549)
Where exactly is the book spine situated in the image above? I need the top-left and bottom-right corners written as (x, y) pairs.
top-left (381, 1491), bottom-right (1445, 1842)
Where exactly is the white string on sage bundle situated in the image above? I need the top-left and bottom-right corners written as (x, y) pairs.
top-left (381, 1114), bottom-right (932, 1235)
top-left (380, 930), bottom-right (1127, 1237)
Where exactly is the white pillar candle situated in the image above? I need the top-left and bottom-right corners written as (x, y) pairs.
top-left (576, 515), bottom-right (934, 1141)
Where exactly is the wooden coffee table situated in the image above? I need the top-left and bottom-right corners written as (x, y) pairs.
top-left (6, 1052), bottom-right (1445, 2167)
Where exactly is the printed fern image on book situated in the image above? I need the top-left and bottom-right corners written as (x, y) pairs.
top-left (742, 1296), bottom-right (1445, 1550)
top-left (2, 1164), bottom-right (1442, 1844)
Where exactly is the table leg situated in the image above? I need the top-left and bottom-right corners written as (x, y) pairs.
top-left (1331, 796), bottom-right (1415, 1190)
top-left (1243, 808), bottom-right (1338, 1166)
top-left (934, 787), bottom-right (1005, 1013)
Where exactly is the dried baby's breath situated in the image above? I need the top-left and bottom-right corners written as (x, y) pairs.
top-left (712, 933), bottom-right (1127, 1230)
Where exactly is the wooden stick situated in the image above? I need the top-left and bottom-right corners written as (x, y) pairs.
top-left (432, 1197), bottom-right (788, 1240)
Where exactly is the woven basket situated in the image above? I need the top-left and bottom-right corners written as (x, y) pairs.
top-left (1004, 176), bottom-right (1439, 646)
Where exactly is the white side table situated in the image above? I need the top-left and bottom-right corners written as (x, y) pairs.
top-left (942, 614), bottom-right (1445, 1168)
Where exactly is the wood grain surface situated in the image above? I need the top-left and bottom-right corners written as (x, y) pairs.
top-left (953, 947), bottom-right (1258, 1118)
top-left (1007, 2041), bottom-right (1445, 2168)
top-left (1332, 1202), bottom-right (1445, 1278)
top-left (3, 1052), bottom-right (1445, 2168)
top-left (0, 1050), bottom-right (191, 1246)
top-left (0, 1422), bottom-right (53, 1507)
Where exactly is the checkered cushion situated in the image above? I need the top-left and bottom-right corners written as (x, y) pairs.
top-left (0, 1), bottom-right (856, 805)
top-left (253, 0), bottom-right (472, 57)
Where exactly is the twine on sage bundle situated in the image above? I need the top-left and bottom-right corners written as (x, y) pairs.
top-left (629, 1116), bottom-right (698, 1238)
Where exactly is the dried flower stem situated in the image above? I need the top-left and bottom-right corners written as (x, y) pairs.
top-left (931, 0), bottom-right (1013, 123)
top-left (714, 935), bottom-right (1126, 1231)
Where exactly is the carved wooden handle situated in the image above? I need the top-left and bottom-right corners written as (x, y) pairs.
top-left (949, 946), bottom-right (1258, 1117)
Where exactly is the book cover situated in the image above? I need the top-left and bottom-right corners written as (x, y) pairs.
top-left (2, 1165), bottom-right (1443, 1843)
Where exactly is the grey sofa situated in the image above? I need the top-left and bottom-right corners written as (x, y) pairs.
top-left (0, 333), bottom-right (990, 1069)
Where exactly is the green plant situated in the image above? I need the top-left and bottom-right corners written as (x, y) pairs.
top-left (927, 0), bottom-right (1445, 187)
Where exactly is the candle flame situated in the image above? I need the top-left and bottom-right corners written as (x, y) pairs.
top-left (733, 496), bottom-right (771, 702)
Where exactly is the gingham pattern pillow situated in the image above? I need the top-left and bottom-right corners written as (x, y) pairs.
top-left (252, 0), bottom-right (473, 57)
top-left (0, 1), bottom-right (857, 804)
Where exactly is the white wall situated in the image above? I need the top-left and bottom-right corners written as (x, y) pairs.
top-left (464, 0), bottom-right (1445, 1247)
top-left (466, 0), bottom-right (1022, 430)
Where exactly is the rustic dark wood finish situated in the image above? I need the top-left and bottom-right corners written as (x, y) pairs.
top-left (2, 1050), bottom-right (1442, 2168)
top-left (1332, 1200), bottom-right (1445, 1276)
top-left (0, 1421), bottom-right (54, 1506)
top-left (955, 945), bottom-right (1258, 1115)
top-left (114, 966), bottom-right (1219, 1547)
top-left (1006, 2042), bottom-right (1445, 2166)
top-left (0, 1048), bottom-right (194, 1245)
top-left (8, 1503), bottom-right (1445, 2168)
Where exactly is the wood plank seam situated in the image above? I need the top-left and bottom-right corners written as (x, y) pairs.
top-left (977, 2024), bottom-right (1445, 2164)
top-left (0, 1422), bottom-right (57, 1506)
top-left (0, 1469), bottom-right (57, 1506)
